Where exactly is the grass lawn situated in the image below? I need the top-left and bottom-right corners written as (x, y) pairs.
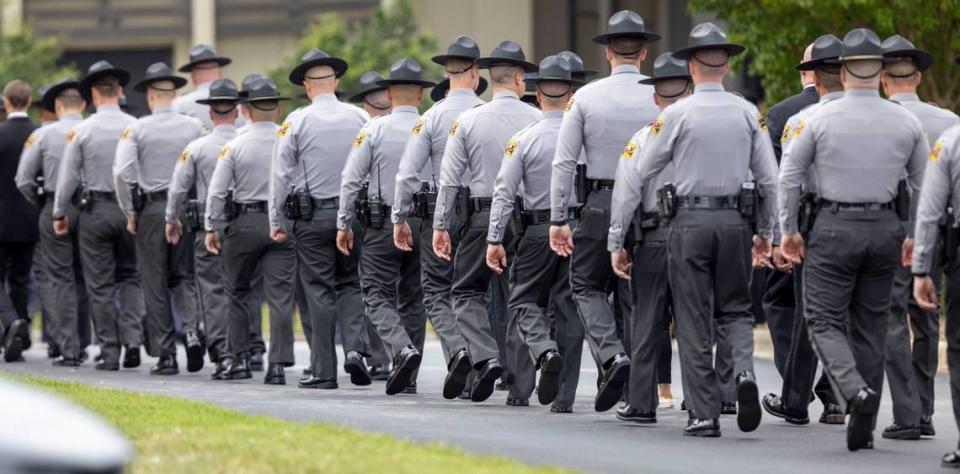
top-left (8, 374), bottom-right (572, 474)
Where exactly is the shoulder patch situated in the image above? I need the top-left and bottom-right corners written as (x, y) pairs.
top-left (24, 132), bottom-right (37, 148)
top-left (621, 140), bottom-right (638, 160)
top-left (448, 120), bottom-right (460, 137)
top-left (651, 116), bottom-right (664, 136)
top-left (931, 140), bottom-right (944, 162)
top-left (120, 127), bottom-right (132, 140)
top-left (352, 131), bottom-right (366, 148)
top-left (218, 145), bottom-right (230, 160)
top-left (564, 96), bottom-right (574, 112)
top-left (793, 120), bottom-right (806, 139)
top-left (503, 139), bottom-right (518, 158)
top-left (278, 121), bottom-right (290, 138)
top-left (178, 148), bottom-right (190, 163)
top-left (758, 113), bottom-right (767, 132)
top-left (412, 119), bottom-right (424, 136)
top-left (780, 124), bottom-right (792, 144)
top-left (201, 125), bottom-right (210, 135)
top-left (66, 129), bottom-right (77, 144)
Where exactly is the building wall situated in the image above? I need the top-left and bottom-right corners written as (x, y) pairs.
top-left (409, 0), bottom-right (534, 64)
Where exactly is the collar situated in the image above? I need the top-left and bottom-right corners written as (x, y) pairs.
top-left (60, 113), bottom-right (83, 121)
top-left (802, 83), bottom-right (816, 90)
top-left (612, 64), bottom-right (641, 75)
top-left (493, 90), bottom-right (519, 101)
top-left (694, 82), bottom-right (725, 93)
top-left (311, 93), bottom-right (338, 104)
top-left (846, 88), bottom-right (880, 98)
top-left (151, 105), bottom-right (173, 114)
top-left (820, 91), bottom-right (844, 103)
top-left (212, 124), bottom-right (236, 134)
top-left (7, 111), bottom-right (28, 119)
top-left (196, 81), bottom-right (212, 91)
top-left (889, 92), bottom-right (920, 103)
top-left (392, 105), bottom-right (419, 115)
top-left (448, 88), bottom-right (475, 98)
top-left (249, 121), bottom-right (277, 131)
top-left (543, 110), bottom-right (564, 119)
top-left (97, 104), bottom-right (121, 113)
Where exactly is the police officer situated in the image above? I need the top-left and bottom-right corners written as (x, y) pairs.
top-left (53, 61), bottom-right (144, 371)
top-left (348, 71), bottom-right (391, 118)
top-left (114, 62), bottom-right (205, 375)
top-left (393, 35), bottom-right (485, 399)
top-left (608, 52), bottom-right (691, 423)
top-left (485, 55), bottom-right (581, 407)
top-left (337, 58), bottom-right (434, 395)
top-left (429, 75), bottom-right (487, 102)
top-left (269, 49), bottom-right (370, 389)
top-left (432, 40), bottom-right (541, 402)
top-left (173, 44), bottom-right (237, 129)
top-left (165, 79), bottom-right (240, 378)
top-left (779, 28), bottom-right (928, 451)
top-left (548, 10), bottom-right (660, 412)
top-left (15, 78), bottom-right (90, 366)
top-left (880, 34), bottom-right (959, 440)
top-left (205, 77), bottom-right (295, 384)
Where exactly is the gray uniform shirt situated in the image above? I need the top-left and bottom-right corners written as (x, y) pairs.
top-left (890, 93), bottom-right (960, 148)
top-left (114, 106), bottom-right (205, 217)
top-left (15, 113), bottom-right (83, 205)
top-left (638, 82), bottom-right (779, 238)
top-left (206, 121), bottom-right (278, 231)
top-left (914, 125), bottom-right (960, 273)
top-left (338, 105), bottom-right (421, 231)
top-left (550, 64), bottom-right (659, 221)
top-left (392, 88), bottom-right (485, 223)
top-left (433, 90), bottom-right (542, 230)
top-left (269, 93), bottom-right (370, 231)
top-left (166, 124), bottom-right (237, 224)
top-left (778, 88), bottom-right (928, 235)
top-left (53, 104), bottom-right (136, 218)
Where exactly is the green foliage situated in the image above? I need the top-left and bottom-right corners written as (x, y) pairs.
top-left (688, 0), bottom-right (960, 110)
top-left (0, 26), bottom-right (77, 97)
top-left (269, 0), bottom-right (438, 113)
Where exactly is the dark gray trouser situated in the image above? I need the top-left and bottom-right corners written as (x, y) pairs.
top-left (943, 257), bottom-right (960, 446)
top-left (194, 232), bottom-right (227, 360)
top-left (884, 265), bottom-right (923, 425)
top-left (419, 212), bottom-right (467, 362)
top-left (358, 222), bottom-right (424, 356)
top-left (136, 200), bottom-right (200, 358)
top-left (668, 209), bottom-right (755, 420)
top-left (551, 273), bottom-right (585, 407)
top-left (569, 190), bottom-right (626, 365)
top-left (363, 313), bottom-right (390, 366)
top-left (452, 209), bottom-right (501, 366)
top-left (221, 211), bottom-right (295, 364)
top-left (716, 334), bottom-right (736, 402)
top-left (38, 201), bottom-right (90, 359)
top-left (248, 274), bottom-right (265, 352)
top-left (762, 268), bottom-right (795, 374)
top-left (627, 226), bottom-right (673, 412)
top-left (492, 270), bottom-right (518, 382)
top-left (77, 199), bottom-right (143, 363)
top-left (910, 281), bottom-right (941, 419)
top-left (804, 209), bottom-right (902, 403)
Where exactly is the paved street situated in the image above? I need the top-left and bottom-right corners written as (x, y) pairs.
top-left (1, 340), bottom-right (955, 474)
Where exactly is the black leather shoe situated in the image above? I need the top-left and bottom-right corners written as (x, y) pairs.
top-left (921, 415), bottom-right (935, 436)
top-left (506, 396), bottom-right (529, 406)
top-left (496, 380), bottom-right (510, 391)
top-left (52, 356), bottom-right (80, 367)
top-left (2, 319), bottom-right (30, 362)
top-left (184, 331), bottom-right (204, 373)
top-left (942, 450), bottom-right (960, 468)
top-left (249, 349), bottom-right (265, 372)
top-left (212, 359), bottom-right (230, 380)
top-left (122, 345), bottom-right (141, 368)
top-left (761, 393), bottom-right (809, 425)
top-left (536, 350), bottom-right (564, 406)
top-left (150, 355), bottom-right (180, 376)
top-left (369, 364), bottom-right (390, 381)
top-left (847, 387), bottom-right (880, 451)
top-left (95, 360), bottom-right (120, 371)
top-left (264, 363), bottom-right (285, 385)
top-left (819, 403), bottom-right (845, 424)
top-left (471, 359), bottom-right (504, 402)
top-left (47, 343), bottom-right (60, 359)
top-left (299, 375), bottom-right (338, 389)
top-left (595, 353), bottom-right (630, 412)
top-left (681, 399), bottom-right (687, 411)
top-left (551, 403), bottom-right (573, 414)
top-left (736, 370), bottom-right (761, 432)
top-left (459, 388), bottom-right (472, 400)
top-left (721, 401), bottom-right (737, 415)
top-left (616, 404), bottom-right (656, 424)
top-left (443, 349), bottom-right (472, 400)
top-left (301, 367), bottom-right (313, 378)
top-left (344, 351), bottom-right (372, 386)
top-left (386, 346), bottom-right (422, 395)
top-left (881, 422), bottom-right (921, 440)
top-left (402, 382), bottom-right (417, 394)
top-left (684, 417), bottom-right (721, 437)
top-left (224, 356), bottom-right (252, 380)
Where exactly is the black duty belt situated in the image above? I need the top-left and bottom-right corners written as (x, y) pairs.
top-left (522, 209), bottom-right (551, 226)
top-left (239, 201), bottom-right (268, 214)
top-left (313, 197), bottom-right (339, 210)
top-left (819, 199), bottom-right (893, 212)
top-left (588, 179), bottom-right (615, 191)
top-left (143, 190), bottom-right (168, 203)
top-left (677, 195), bottom-right (739, 210)
top-left (638, 211), bottom-right (660, 230)
top-left (88, 190), bottom-right (115, 201)
top-left (471, 197), bottom-right (493, 212)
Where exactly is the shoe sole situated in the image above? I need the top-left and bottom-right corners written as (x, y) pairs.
top-left (922, 427), bottom-right (936, 437)
top-left (3, 321), bottom-right (29, 363)
top-left (345, 358), bottom-right (372, 386)
top-left (471, 364), bottom-right (504, 402)
top-left (616, 413), bottom-right (656, 424)
top-left (537, 355), bottom-right (565, 405)
top-left (298, 382), bottom-right (338, 389)
top-left (737, 379), bottom-right (762, 432)
top-left (820, 413), bottom-right (846, 425)
top-left (847, 395), bottom-right (880, 451)
top-left (151, 368), bottom-right (180, 376)
top-left (122, 354), bottom-right (140, 369)
top-left (224, 372), bottom-right (251, 380)
top-left (264, 377), bottom-right (286, 386)
top-left (386, 353), bottom-right (422, 396)
top-left (683, 429), bottom-right (721, 438)
top-left (594, 362), bottom-right (629, 412)
top-left (186, 344), bottom-right (205, 373)
top-left (551, 406), bottom-right (574, 414)
top-left (881, 429), bottom-right (921, 440)
top-left (443, 355), bottom-right (472, 400)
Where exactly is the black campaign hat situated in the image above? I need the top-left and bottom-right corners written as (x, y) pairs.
top-left (796, 34), bottom-right (843, 71)
top-left (289, 49), bottom-right (348, 86)
top-left (882, 34), bottom-right (934, 72)
top-left (526, 55), bottom-right (582, 86)
top-left (432, 35), bottom-right (482, 65)
top-left (376, 59), bottom-right (437, 88)
top-left (841, 28), bottom-right (884, 61)
top-left (592, 10), bottom-right (661, 45)
top-left (430, 76), bottom-right (488, 102)
top-left (674, 22), bottom-right (745, 60)
top-left (41, 77), bottom-right (82, 112)
top-left (475, 40), bottom-right (539, 73)
top-left (557, 51), bottom-right (597, 81)
top-left (80, 60), bottom-right (131, 98)
top-left (238, 74), bottom-right (267, 98)
top-left (32, 85), bottom-right (48, 109)
top-left (239, 77), bottom-right (290, 103)
top-left (348, 71), bottom-right (388, 103)
top-left (133, 62), bottom-right (188, 92)
top-left (178, 44), bottom-right (231, 73)
top-left (639, 52), bottom-right (690, 85)
top-left (196, 79), bottom-right (240, 104)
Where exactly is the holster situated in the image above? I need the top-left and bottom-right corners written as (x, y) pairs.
top-left (130, 183), bottom-right (145, 212)
top-left (738, 181), bottom-right (758, 233)
top-left (941, 206), bottom-right (958, 267)
top-left (895, 179), bottom-right (910, 221)
top-left (223, 190), bottom-right (238, 221)
top-left (34, 176), bottom-right (46, 207)
top-left (184, 200), bottom-right (204, 232)
top-left (413, 182), bottom-right (437, 220)
top-left (368, 196), bottom-right (386, 230)
top-left (508, 196), bottom-right (526, 238)
top-left (77, 188), bottom-right (92, 211)
top-left (656, 183), bottom-right (677, 222)
top-left (457, 185), bottom-right (472, 222)
top-left (355, 182), bottom-right (371, 227)
top-left (797, 192), bottom-right (819, 236)
top-left (575, 163), bottom-right (589, 204)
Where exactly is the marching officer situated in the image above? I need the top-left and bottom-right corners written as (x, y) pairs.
top-left (548, 9), bottom-right (660, 412)
top-left (337, 58), bottom-right (435, 395)
top-left (348, 71), bottom-right (391, 118)
top-left (165, 79), bottom-right (240, 377)
top-left (779, 28), bottom-right (928, 451)
top-left (393, 35), bottom-right (485, 399)
top-left (173, 44), bottom-right (238, 129)
top-left (53, 61), bottom-right (144, 371)
top-left (429, 75), bottom-right (487, 102)
top-left (114, 62), bottom-right (205, 375)
top-left (205, 77), bottom-right (295, 384)
top-left (608, 52), bottom-right (691, 423)
top-left (432, 40), bottom-right (541, 402)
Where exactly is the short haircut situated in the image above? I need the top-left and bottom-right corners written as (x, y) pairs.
top-left (654, 78), bottom-right (691, 99)
top-left (844, 59), bottom-right (883, 79)
top-left (444, 58), bottom-right (474, 75)
top-left (608, 37), bottom-right (645, 59)
top-left (814, 68), bottom-right (843, 91)
top-left (3, 80), bottom-right (31, 109)
top-left (388, 84), bottom-right (421, 101)
top-left (489, 65), bottom-right (522, 85)
top-left (57, 92), bottom-right (85, 109)
top-left (247, 101), bottom-right (279, 120)
top-left (692, 49), bottom-right (729, 74)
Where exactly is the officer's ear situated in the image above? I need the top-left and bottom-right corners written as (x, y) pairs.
top-left (638, 47), bottom-right (648, 63)
top-left (604, 47), bottom-right (614, 63)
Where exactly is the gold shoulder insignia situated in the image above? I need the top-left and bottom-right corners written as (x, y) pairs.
top-left (448, 120), bottom-right (460, 137)
top-left (758, 113), bottom-right (767, 132)
top-left (780, 124), bottom-right (792, 144)
top-left (66, 129), bottom-right (77, 144)
top-left (218, 145), bottom-right (230, 160)
top-left (503, 139), bottom-right (518, 158)
top-left (412, 119), bottom-right (425, 136)
top-left (278, 121), bottom-right (290, 138)
top-left (564, 96), bottom-right (574, 112)
top-left (931, 140), bottom-right (944, 162)
top-left (24, 132), bottom-right (36, 148)
top-left (352, 131), bottom-right (366, 148)
top-left (621, 140), bottom-right (638, 160)
top-left (651, 116), bottom-right (664, 136)
top-left (178, 149), bottom-right (190, 163)
top-left (120, 127), bottom-right (132, 140)
top-left (793, 120), bottom-right (806, 139)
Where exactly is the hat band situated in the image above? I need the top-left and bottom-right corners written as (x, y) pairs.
top-left (249, 101), bottom-right (279, 111)
top-left (537, 83), bottom-right (572, 98)
top-left (305, 71), bottom-right (337, 81)
top-left (191, 61), bottom-right (222, 70)
top-left (445, 63), bottom-right (475, 75)
top-left (148, 83), bottom-right (177, 92)
top-left (692, 52), bottom-right (728, 68)
top-left (210, 102), bottom-right (237, 113)
top-left (843, 61), bottom-right (882, 79)
top-left (654, 79), bottom-right (691, 99)
top-left (609, 45), bottom-right (644, 57)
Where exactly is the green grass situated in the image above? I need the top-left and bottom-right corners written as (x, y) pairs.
top-left (7, 374), bottom-right (572, 474)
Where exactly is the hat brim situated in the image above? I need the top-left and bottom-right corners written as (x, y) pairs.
top-left (796, 58), bottom-right (841, 71)
top-left (347, 85), bottom-right (388, 103)
top-left (196, 96), bottom-right (241, 105)
top-left (841, 54), bottom-right (885, 62)
top-left (883, 49), bottom-right (934, 71)
top-left (673, 44), bottom-right (746, 60)
top-left (638, 74), bottom-right (692, 85)
top-left (431, 54), bottom-right (478, 65)
top-left (288, 58), bottom-right (348, 86)
top-left (41, 80), bottom-right (82, 113)
top-left (591, 32), bottom-right (662, 45)
top-left (239, 96), bottom-right (291, 104)
top-left (133, 75), bottom-right (188, 93)
top-left (178, 57), bottom-right (231, 73)
top-left (474, 57), bottom-right (539, 73)
top-left (80, 68), bottom-right (131, 99)
top-left (525, 76), bottom-right (585, 87)
top-left (375, 79), bottom-right (438, 88)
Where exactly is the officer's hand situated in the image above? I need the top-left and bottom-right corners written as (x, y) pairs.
top-left (433, 229), bottom-right (452, 261)
top-left (205, 231), bottom-right (221, 255)
top-left (913, 275), bottom-right (938, 311)
top-left (611, 249), bottom-right (632, 281)
top-left (752, 236), bottom-right (774, 269)
top-left (781, 233), bottom-right (805, 265)
top-left (550, 224), bottom-right (574, 257)
top-left (901, 237), bottom-right (914, 268)
top-left (271, 229), bottom-right (287, 243)
top-left (336, 230), bottom-right (354, 256)
top-left (772, 246), bottom-right (792, 273)
top-left (394, 221), bottom-right (414, 252)
top-left (165, 222), bottom-right (182, 245)
top-left (53, 217), bottom-right (69, 237)
top-left (126, 215), bottom-right (137, 235)
top-left (486, 244), bottom-right (508, 274)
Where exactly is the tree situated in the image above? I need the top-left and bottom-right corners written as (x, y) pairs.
top-left (0, 25), bottom-right (77, 96)
top-left (688, 0), bottom-right (960, 110)
top-left (268, 0), bottom-right (438, 112)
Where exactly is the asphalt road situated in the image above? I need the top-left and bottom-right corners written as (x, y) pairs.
top-left (2, 340), bottom-right (956, 474)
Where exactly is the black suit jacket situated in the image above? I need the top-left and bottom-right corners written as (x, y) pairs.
top-left (0, 116), bottom-right (40, 242)
top-left (765, 86), bottom-right (819, 163)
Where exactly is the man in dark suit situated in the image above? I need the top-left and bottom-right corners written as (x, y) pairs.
top-left (0, 80), bottom-right (39, 362)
